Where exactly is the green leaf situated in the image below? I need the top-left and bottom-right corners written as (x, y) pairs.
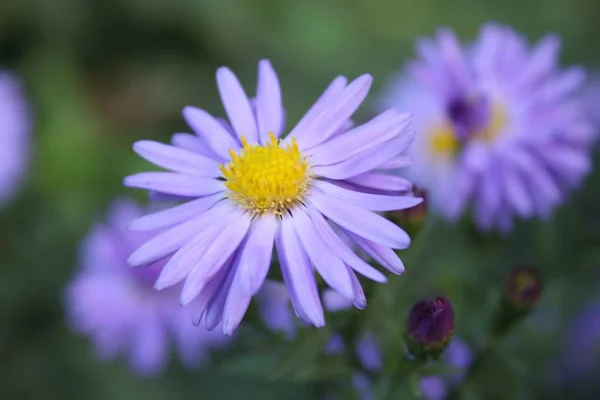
top-left (269, 326), bottom-right (333, 381)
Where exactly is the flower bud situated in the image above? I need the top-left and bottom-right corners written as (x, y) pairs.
top-left (492, 266), bottom-right (543, 335)
top-left (503, 266), bottom-right (542, 310)
top-left (405, 296), bottom-right (455, 360)
top-left (389, 188), bottom-right (427, 237)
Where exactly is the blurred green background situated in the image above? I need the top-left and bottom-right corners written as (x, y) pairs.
top-left (1, 0), bottom-right (599, 399)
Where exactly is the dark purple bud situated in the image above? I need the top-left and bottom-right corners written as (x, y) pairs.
top-left (405, 296), bottom-right (455, 360)
top-left (504, 266), bottom-right (542, 310)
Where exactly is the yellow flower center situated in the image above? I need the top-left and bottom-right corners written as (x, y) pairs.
top-left (429, 125), bottom-right (460, 157)
top-left (428, 102), bottom-right (507, 158)
top-left (219, 133), bottom-right (312, 216)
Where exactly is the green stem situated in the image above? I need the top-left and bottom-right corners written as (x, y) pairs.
top-left (445, 335), bottom-right (498, 400)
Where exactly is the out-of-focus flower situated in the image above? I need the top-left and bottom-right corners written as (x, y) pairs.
top-left (347, 337), bottom-right (471, 400)
top-left (406, 296), bottom-right (455, 360)
top-left (562, 300), bottom-right (600, 379)
top-left (419, 339), bottom-right (473, 400)
top-left (504, 266), bottom-right (543, 310)
top-left (124, 59), bottom-right (421, 334)
top-left (379, 23), bottom-right (596, 231)
top-left (65, 199), bottom-right (230, 376)
top-left (0, 72), bottom-right (31, 208)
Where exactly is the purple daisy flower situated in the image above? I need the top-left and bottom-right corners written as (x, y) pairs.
top-left (65, 198), bottom-right (230, 376)
top-left (124, 59), bottom-right (421, 334)
top-left (0, 72), bottom-right (31, 207)
top-left (379, 23), bottom-right (596, 231)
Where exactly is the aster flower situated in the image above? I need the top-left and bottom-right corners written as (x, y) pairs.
top-left (379, 23), bottom-right (596, 231)
top-left (0, 72), bottom-right (31, 208)
top-left (405, 296), bottom-right (455, 360)
top-left (65, 198), bottom-right (230, 376)
top-left (124, 59), bottom-right (421, 334)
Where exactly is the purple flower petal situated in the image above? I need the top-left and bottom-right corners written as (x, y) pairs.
top-left (180, 211), bottom-right (251, 305)
top-left (304, 206), bottom-right (387, 283)
top-left (256, 59), bottom-right (284, 142)
top-left (292, 207), bottom-right (355, 301)
top-left (287, 76), bottom-right (347, 142)
top-left (236, 213), bottom-right (278, 295)
top-left (127, 201), bottom-right (235, 267)
top-left (222, 262), bottom-right (253, 335)
top-left (313, 130), bottom-right (415, 180)
top-left (343, 229), bottom-right (406, 274)
top-left (276, 216), bottom-right (325, 327)
top-left (314, 180), bottom-right (422, 212)
top-left (310, 191), bottom-right (410, 250)
top-left (501, 164), bottom-right (534, 217)
top-left (154, 217), bottom-right (233, 290)
top-left (297, 74), bottom-right (373, 150)
top-left (376, 155), bottom-right (413, 170)
top-left (538, 67), bottom-right (585, 102)
top-left (216, 67), bottom-right (258, 143)
top-left (183, 106), bottom-right (239, 160)
top-left (322, 289), bottom-right (353, 312)
top-left (512, 34), bottom-right (560, 87)
top-left (348, 269), bottom-right (367, 309)
top-left (128, 310), bottom-right (167, 376)
top-left (343, 172), bottom-right (413, 193)
top-left (204, 262), bottom-right (237, 331)
top-left (133, 140), bottom-right (221, 177)
top-left (307, 110), bottom-right (410, 166)
top-left (171, 133), bottom-right (223, 161)
top-left (129, 193), bottom-right (225, 231)
top-left (124, 172), bottom-right (224, 197)
top-left (190, 261), bottom-right (232, 326)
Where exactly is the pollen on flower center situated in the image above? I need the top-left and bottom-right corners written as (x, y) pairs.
top-left (428, 101), bottom-right (507, 158)
top-left (219, 132), bottom-right (312, 216)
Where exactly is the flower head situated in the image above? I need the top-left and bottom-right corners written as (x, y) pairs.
top-left (65, 198), bottom-right (230, 376)
top-left (406, 296), bottom-right (455, 359)
top-left (379, 23), bottom-right (596, 231)
top-left (124, 60), bottom-right (420, 334)
top-left (0, 72), bottom-right (31, 207)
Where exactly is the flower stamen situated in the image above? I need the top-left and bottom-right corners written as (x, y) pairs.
top-left (219, 133), bottom-right (312, 216)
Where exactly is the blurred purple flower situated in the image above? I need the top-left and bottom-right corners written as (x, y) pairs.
top-left (65, 198), bottom-right (230, 376)
top-left (379, 23), bottom-right (596, 231)
top-left (124, 59), bottom-right (421, 334)
top-left (420, 339), bottom-right (473, 400)
top-left (0, 72), bottom-right (31, 207)
top-left (563, 300), bottom-right (600, 379)
top-left (351, 337), bottom-right (472, 400)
